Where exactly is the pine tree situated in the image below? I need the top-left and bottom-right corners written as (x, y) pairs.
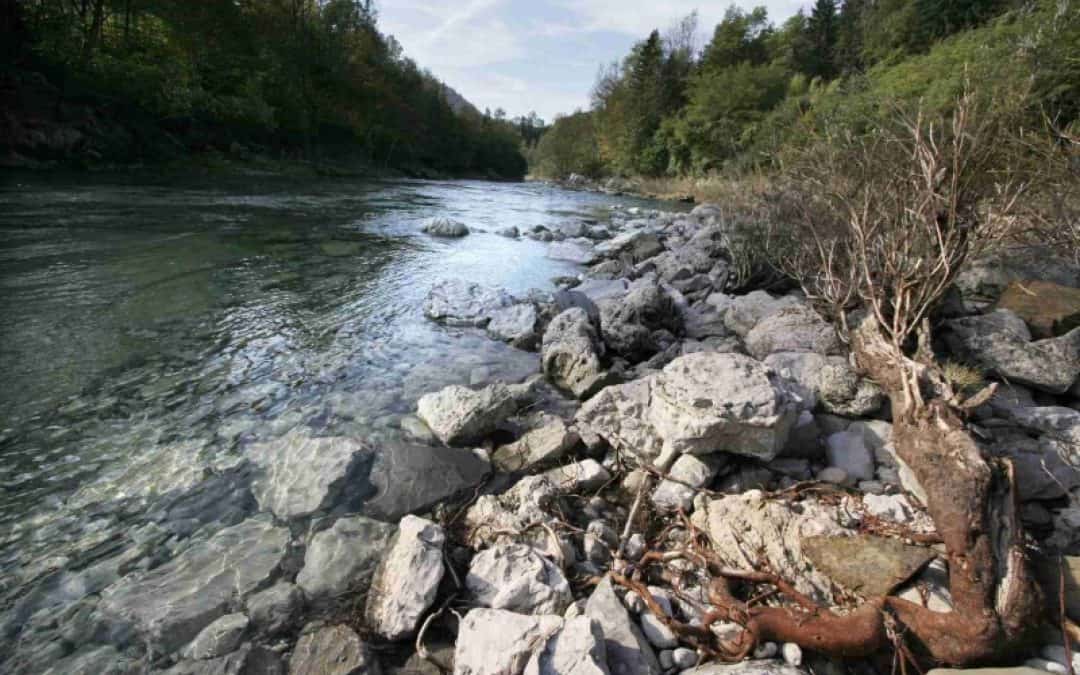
top-left (805, 0), bottom-right (838, 80)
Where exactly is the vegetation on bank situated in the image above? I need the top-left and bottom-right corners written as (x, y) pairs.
top-left (529, 0), bottom-right (1080, 188)
top-left (2, 1), bottom-right (542, 178)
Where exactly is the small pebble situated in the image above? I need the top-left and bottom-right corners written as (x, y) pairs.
top-left (753, 641), bottom-right (778, 659)
top-left (672, 647), bottom-right (697, 669)
top-left (782, 642), bottom-right (803, 666)
top-left (1042, 645), bottom-right (1080, 671)
top-left (640, 612), bottom-right (679, 649)
top-left (623, 533), bottom-right (646, 561)
top-left (1027, 657), bottom-right (1067, 674)
top-left (659, 650), bottom-right (675, 670)
top-left (817, 467), bottom-right (852, 486)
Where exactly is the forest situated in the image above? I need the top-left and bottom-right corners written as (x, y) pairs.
top-left (529, 0), bottom-right (1080, 181)
top-left (1, 0), bottom-right (533, 178)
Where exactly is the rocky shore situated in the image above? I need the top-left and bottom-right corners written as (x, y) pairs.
top-left (12, 202), bottom-right (1080, 675)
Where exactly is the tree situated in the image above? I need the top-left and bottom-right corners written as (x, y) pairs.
top-left (804, 0), bottom-right (839, 80)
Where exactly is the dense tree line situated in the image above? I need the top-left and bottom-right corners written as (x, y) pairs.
top-left (531, 0), bottom-right (1080, 178)
top-left (7, 0), bottom-right (528, 177)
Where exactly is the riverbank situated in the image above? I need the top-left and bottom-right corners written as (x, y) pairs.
top-left (10, 190), bottom-right (1077, 673)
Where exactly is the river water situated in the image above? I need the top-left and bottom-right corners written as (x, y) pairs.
top-left (0, 172), bottom-right (666, 645)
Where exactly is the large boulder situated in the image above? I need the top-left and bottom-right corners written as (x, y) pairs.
top-left (691, 491), bottom-right (850, 603)
top-left (365, 516), bottom-right (445, 641)
top-left (597, 279), bottom-right (681, 360)
top-left (289, 624), bottom-right (381, 675)
top-left (541, 308), bottom-right (610, 399)
top-left (417, 382), bottom-right (527, 445)
top-left (943, 310), bottom-right (1080, 394)
top-left (576, 352), bottom-right (798, 464)
top-left (248, 431), bottom-right (369, 520)
top-left (453, 608), bottom-right (563, 675)
top-left (744, 306), bottom-right (843, 360)
top-left (423, 279), bottom-right (515, 327)
top-left (466, 543), bottom-right (573, 615)
top-left (585, 577), bottom-right (660, 675)
top-left (524, 616), bottom-right (611, 675)
top-left (296, 516), bottom-right (395, 609)
top-left (422, 217), bottom-right (469, 237)
top-left (98, 517), bottom-right (288, 655)
top-left (994, 280), bottom-right (1080, 338)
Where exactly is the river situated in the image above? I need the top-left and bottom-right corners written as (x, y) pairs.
top-left (0, 172), bottom-right (671, 658)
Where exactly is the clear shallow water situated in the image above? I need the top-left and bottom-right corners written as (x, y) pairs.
top-left (0, 173), bottom-right (665, 617)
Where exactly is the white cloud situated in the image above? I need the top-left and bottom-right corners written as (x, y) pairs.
top-left (378, 0), bottom-right (812, 119)
top-left (556, 0), bottom-right (807, 36)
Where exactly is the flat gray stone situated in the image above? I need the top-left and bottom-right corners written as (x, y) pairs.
top-left (454, 608), bottom-right (563, 675)
top-left (249, 431), bottom-right (369, 520)
top-left (246, 582), bottom-right (302, 637)
top-left (182, 613), bottom-right (248, 660)
top-left (585, 576), bottom-right (660, 675)
top-left (99, 517), bottom-right (288, 655)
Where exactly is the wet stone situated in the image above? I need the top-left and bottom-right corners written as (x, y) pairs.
top-left (98, 517), bottom-right (288, 655)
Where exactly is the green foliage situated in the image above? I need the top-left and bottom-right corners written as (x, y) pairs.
top-left (538, 0), bottom-right (1078, 181)
top-left (15, 0), bottom-right (528, 177)
top-left (531, 112), bottom-right (604, 178)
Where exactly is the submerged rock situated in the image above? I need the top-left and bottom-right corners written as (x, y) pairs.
top-left (548, 239), bottom-right (598, 264)
top-left (422, 217), bottom-right (469, 237)
top-left (466, 543), bottom-right (573, 615)
top-left (181, 613), bottom-right (248, 660)
top-left (488, 303), bottom-right (540, 349)
top-left (296, 515), bottom-right (395, 610)
top-left (365, 516), bottom-right (445, 641)
top-left (577, 352), bottom-right (797, 464)
top-left (98, 517), bottom-right (288, 655)
top-left (248, 431), bottom-right (369, 520)
top-left (245, 582), bottom-right (302, 638)
top-left (289, 624), bottom-right (381, 675)
top-left (453, 608), bottom-right (563, 675)
top-left (417, 382), bottom-right (527, 445)
top-left (423, 279), bottom-right (515, 327)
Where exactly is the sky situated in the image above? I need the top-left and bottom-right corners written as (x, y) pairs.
top-left (378, 0), bottom-right (809, 122)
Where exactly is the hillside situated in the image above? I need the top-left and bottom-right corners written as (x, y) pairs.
top-left (0, 1), bottom-right (526, 178)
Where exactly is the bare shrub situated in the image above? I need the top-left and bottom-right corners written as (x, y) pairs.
top-left (630, 93), bottom-right (1046, 666)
